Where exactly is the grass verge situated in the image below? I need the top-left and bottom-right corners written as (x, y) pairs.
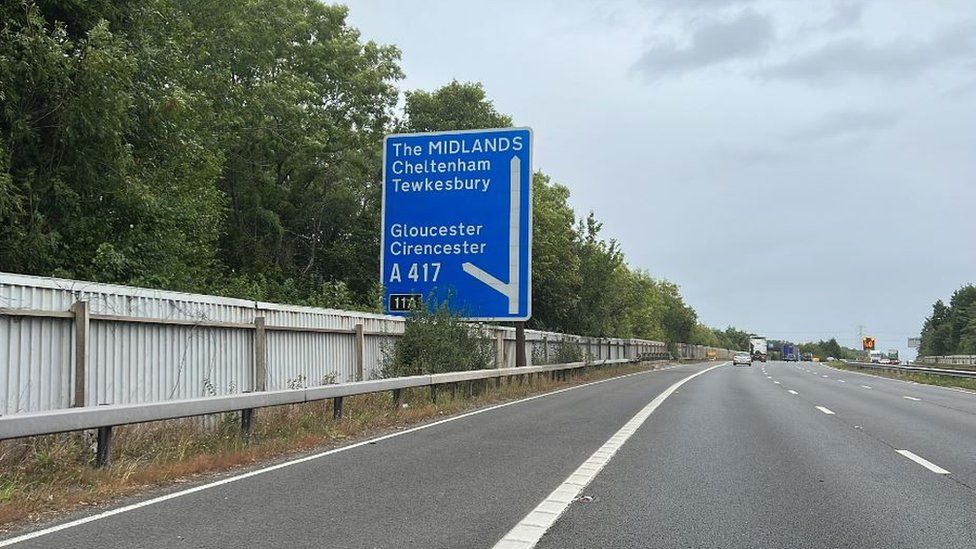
top-left (828, 361), bottom-right (976, 392)
top-left (0, 360), bottom-right (673, 532)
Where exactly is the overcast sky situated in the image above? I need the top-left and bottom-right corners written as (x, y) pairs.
top-left (343, 0), bottom-right (976, 358)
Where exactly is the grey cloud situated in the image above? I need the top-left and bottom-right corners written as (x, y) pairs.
top-left (762, 22), bottom-right (976, 83)
top-left (822, 1), bottom-right (863, 31)
top-left (638, 0), bottom-right (756, 8)
top-left (633, 9), bottom-right (774, 80)
top-left (787, 110), bottom-right (899, 142)
top-left (725, 146), bottom-right (791, 166)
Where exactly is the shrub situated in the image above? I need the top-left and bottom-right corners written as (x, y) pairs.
top-left (532, 338), bottom-right (584, 365)
top-left (381, 303), bottom-right (494, 377)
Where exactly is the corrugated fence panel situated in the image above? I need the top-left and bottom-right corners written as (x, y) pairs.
top-left (89, 322), bottom-right (252, 406)
top-left (1, 272), bottom-right (693, 416)
top-left (257, 302), bottom-right (405, 387)
top-left (266, 331), bottom-right (353, 388)
top-left (0, 315), bottom-right (72, 414)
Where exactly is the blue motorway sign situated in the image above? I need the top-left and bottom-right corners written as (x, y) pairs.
top-left (381, 127), bottom-right (532, 320)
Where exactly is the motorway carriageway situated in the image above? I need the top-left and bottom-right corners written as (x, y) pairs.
top-left (2, 361), bottom-right (975, 548)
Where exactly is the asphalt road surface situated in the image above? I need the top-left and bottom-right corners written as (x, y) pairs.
top-left (4, 360), bottom-right (975, 548)
top-left (538, 360), bottom-right (976, 549)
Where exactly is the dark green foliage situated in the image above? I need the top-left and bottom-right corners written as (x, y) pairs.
top-left (797, 338), bottom-right (858, 360)
top-left (0, 0), bottom-right (400, 303)
top-left (402, 80), bottom-right (512, 133)
top-left (919, 285), bottom-right (976, 355)
top-left (381, 304), bottom-right (494, 377)
top-left (0, 3), bottom-right (747, 351)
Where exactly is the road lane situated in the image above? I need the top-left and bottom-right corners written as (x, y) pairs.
top-left (538, 361), bottom-right (976, 549)
top-left (767, 361), bottom-right (976, 483)
top-left (816, 360), bottom-right (976, 415)
top-left (1, 362), bottom-right (717, 549)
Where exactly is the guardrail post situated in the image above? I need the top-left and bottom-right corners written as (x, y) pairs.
top-left (450, 382), bottom-right (457, 400)
top-left (515, 322), bottom-right (527, 367)
top-left (495, 331), bottom-right (506, 368)
top-left (72, 301), bottom-right (90, 408)
top-left (95, 426), bottom-right (112, 468)
top-left (333, 396), bottom-right (343, 419)
top-left (241, 408), bottom-right (254, 438)
top-left (254, 316), bottom-right (267, 392)
top-left (354, 323), bottom-right (365, 381)
top-left (392, 388), bottom-right (402, 409)
top-left (430, 384), bottom-right (438, 403)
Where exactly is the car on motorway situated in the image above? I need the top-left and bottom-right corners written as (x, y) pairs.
top-left (732, 352), bottom-right (752, 366)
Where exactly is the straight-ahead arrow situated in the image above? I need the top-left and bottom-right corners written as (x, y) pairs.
top-left (462, 155), bottom-right (520, 315)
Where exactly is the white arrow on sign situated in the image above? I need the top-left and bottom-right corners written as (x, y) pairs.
top-left (462, 156), bottom-right (521, 315)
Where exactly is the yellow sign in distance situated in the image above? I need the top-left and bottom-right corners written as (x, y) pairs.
top-left (862, 336), bottom-right (876, 350)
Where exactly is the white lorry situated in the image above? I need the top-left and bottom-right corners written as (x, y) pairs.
top-left (749, 336), bottom-right (768, 363)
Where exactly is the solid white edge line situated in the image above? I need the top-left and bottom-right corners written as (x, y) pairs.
top-left (896, 450), bottom-right (950, 474)
top-left (903, 396), bottom-right (921, 401)
top-left (492, 362), bottom-right (726, 549)
top-left (815, 406), bottom-right (835, 415)
top-left (0, 363), bottom-right (695, 547)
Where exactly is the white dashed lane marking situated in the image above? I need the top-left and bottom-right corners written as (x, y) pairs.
top-left (896, 450), bottom-right (950, 474)
top-left (816, 406), bottom-right (835, 415)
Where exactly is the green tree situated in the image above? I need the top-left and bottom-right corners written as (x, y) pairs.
top-left (0, 2), bottom-right (223, 287)
top-left (948, 285), bottom-right (976, 353)
top-left (182, 1), bottom-right (402, 301)
top-left (920, 299), bottom-right (953, 356)
top-left (402, 80), bottom-right (512, 133)
top-left (571, 213), bottom-right (625, 336)
top-left (529, 172), bottom-right (581, 332)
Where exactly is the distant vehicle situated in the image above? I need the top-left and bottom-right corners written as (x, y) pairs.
top-left (733, 352), bottom-right (752, 366)
top-left (869, 350), bottom-right (885, 363)
top-left (800, 352), bottom-right (813, 362)
top-left (879, 357), bottom-right (891, 364)
top-left (749, 336), bottom-right (767, 362)
top-left (887, 349), bottom-right (900, 365)
top-left (782, 343), bottom-right (799, 362)
top-left (826, 356), bottom-right (836, 362)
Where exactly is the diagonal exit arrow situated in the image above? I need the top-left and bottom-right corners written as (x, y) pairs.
top-left (462, 155), bottom-right (521, 315)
